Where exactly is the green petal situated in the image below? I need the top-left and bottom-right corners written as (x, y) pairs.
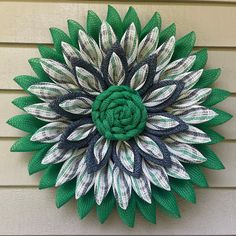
top-left (67, 19), bottom-right (85, 48)
top-left (140, 12), bottom-right (161, 40)
top-left (56, 179), bottom-right (76, 208)
top-left (96, 190), bottom-right (116, 224)
top-left (123, 7), bottom-right (141, 37)
top-left (39, 163), bottom-right (62, 189)
top-left (87, 10), bottom-right (102, 43)
top-left (38, 45), bottom-right (64, 63)
top-left (77, 189), bottom-right (95, 219)
top-left (199, 108), bottom-right (232, 127)
top-left (152, 187), bottom-right (180, 218)
top-left (202, 88), bottom-right (231, 107)
top-left (184, 164), bottom-right (208, 187)
top-left (159, 23), bottom-right (176, 45)
top-left (10, 135), bottom-right (49, 152)
top-left (170, 179), bottom-right (196, 203)
top-left (191, 48), bottom-right (208, 70)
top-left (196, 144), bottom-right (224, 170)
top-left (7, 114), bottom-right (46, 133)
top-left (12, 96), bottom-right (41, 110)
top-left (28, 58), bottom-right (51, 82)
top-left (172, 31), bottom-right (196, 61)
top-left (202, 128), bottom-right (224, 144)
top-left (49, 27), bottom-right (72, 55)
top-left (28, 145), bottom-right (52, 175)
top-left (135, 194), bottom-right (156, 224)
top-left (117, 193), bottom-right (136, 227)
top-left (106, 5), bottom-right (124, 40)
top-left (194, 68), bottom-right (221, 88)
top-left (14, 75), bottom-right (41, 92)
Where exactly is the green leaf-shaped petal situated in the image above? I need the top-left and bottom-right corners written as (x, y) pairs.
top-left (172, 31), bottom-right (196, 61)
top-left (56, 179), bottom-right (76, 208)
top-left (202, 128), bottom-right (224, 144)
top-left (87, 10), bottom-right (102, 43)
top-left (12, 96), bottom-right (41, 110)
top-left (14, 75), bottom-right (41, 92)
top-left (191, 48), bottom-right (208, 70)
top-left (38, 45), bottom-right (64, 63)
top-left (159, 23), bottom-right (176, 46)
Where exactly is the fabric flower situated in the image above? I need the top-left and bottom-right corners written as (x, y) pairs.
top-left (8, 6), bottom-right (232, 227)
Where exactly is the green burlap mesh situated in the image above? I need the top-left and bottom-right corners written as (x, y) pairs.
top-left (14, 75), bottom-right (41, 92)
top-left (203, 89), bottom-right (231, 106)
top-left (38, 45), bottom-right (64, 63)
top-left (192, 48), bottom-right (208, 70)
top-left (159, 23), bottom-right (176, 45)
top-left (87, 10), bottom-right (102, 43)
top-left (12, 96), bottom-right (41, 110)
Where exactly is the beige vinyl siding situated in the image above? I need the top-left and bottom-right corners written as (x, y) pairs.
top-left (0, 1), bottom-right (235, 235)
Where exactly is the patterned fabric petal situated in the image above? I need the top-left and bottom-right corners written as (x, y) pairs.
top-left (99, 21), bottom-right (117, 55)
top-left (129, 64), bottom-right (149, 90)
top-left (112, 167), bottom-right (132, 210)
top-left (167, 143), bottom-right (207, 163)
top-left (40, 59), bottom-right (78, 90)
top-left (75, 156), bottom-right (95, 199)
top-left (166, 156), bottom-right (190, 179)
top-left (142, 160), bottom-right (170, 190)
top-left (131, 175), bottom-right (152, 203)
top-left (116, 141), bottom-right (135, 172)
top-left (28, 82), bottom-right (69, 102)
top-left (143, 84), bottom-right (177, 107)
top-left (170, 125), bottom-right (211, 144)
top-left (108, 52), bottom-right (126, 85)
top-left (93, 136), bottom-right (110, 164)
top-left (172, 105), bottom-right (218, 124)
top-left (76, 67), bottom-right (103, 95)
top-left (55, 154), bottom-right (84, 187)
top-left (25, 103), bottom-right (63, 122)
top-left (67, 123), bottom-right (96, 141)
top-left (61, 42), bottom-right (90, 68)
top-left (78, 30), bottom-right (102, 68)
top-left (161, 55), bottom-right (196, 79)
top-left (59, 96), bottom-right (93, 115)
top-left (172, 88), bottom-right (212, 109)
top-left (31, 121), bottom-right (68, 143)
top-left (137, 27), bottom-right (159, 62)
top-left (155, 36), bottom-right (175, 73)
top-left (94, 160), bottom-right (113, 205)
top-left (120, 23), bottom-right (138, 67)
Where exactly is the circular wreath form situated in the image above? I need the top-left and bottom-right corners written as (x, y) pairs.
top-left (8, 6), bottom-right (232, 227)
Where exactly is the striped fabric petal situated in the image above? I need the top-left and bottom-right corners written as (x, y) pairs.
top-left (131, 175), bottom-right (151, 203)
top-left (40, 59), bottom-right (78, 90)
top-left (25, 103), bottom-right (63, 122)
top-left (161, 55), bottom-right (196, 79)
top-left (135, 135), bottom-right (164, 160)
top-left (76, 67), bottom-right (103, 95)
top-left (167, 143), bottom-right (207, 163)
top-left (94, 160), bottom-right (113, 205)
top-left (130, 64), bottom-right (149, 90)
top-left (99, 21), bottom-right (117, 55)
top-left (94, 136), bottom-right (110, 164)
top-left (56, 154), bottom-right (84, 187)
top-left (173, 69), bottom-right (203, 92)
top-left (116, 141), bottom-right (135, 172)
top-left (172, 105), bottom-right (218, 124)
top-left (108, 52), bottom-right (125, 85)
top-left (166, 155), bottom-right (190, 179)
top-left (42, 143), bottom-right (86, 164)
top-left (31, 121), bottom-right (68, 143)
top-left (113, 167), bottom-right (132, 210)
top-left (155, 36), bottom-right (175, 74)
top-left (59, 97), bottom-right (93, 115)
top-left (79, 30), bottom-right (102, 68)
top-left (143, 84), bottom-right (176, 107)
top-left (170, 125), bottom-right (211, 144)
top-left (28, 82), bottom-right (69, 102)
top-left (75, 156), bottom-right (95, 199)
top-left (172, 88), bottom-right (212, 109)
top-left (61, 42), bottom-right (90, 68)
top-left (137, 27), bottom-right (159, 62)
top-left (67, 123), bottom-right (96, 141)
top-left (120, 23), bottom-right (138, 67)
top-left (142, 160), bottom-right (170, 190)
top-left (146, 114), bottom-right (180, 130)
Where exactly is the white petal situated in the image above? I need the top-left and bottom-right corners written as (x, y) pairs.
top-left (94, 136), bottom-right (110, 164)
top-left (130, 64), bottom-right (149, 90)
top-left (67, 123), bottom-right (95, 141)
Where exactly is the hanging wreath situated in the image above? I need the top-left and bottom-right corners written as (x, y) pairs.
top-left (8, 6), bottom-right (232, 227)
